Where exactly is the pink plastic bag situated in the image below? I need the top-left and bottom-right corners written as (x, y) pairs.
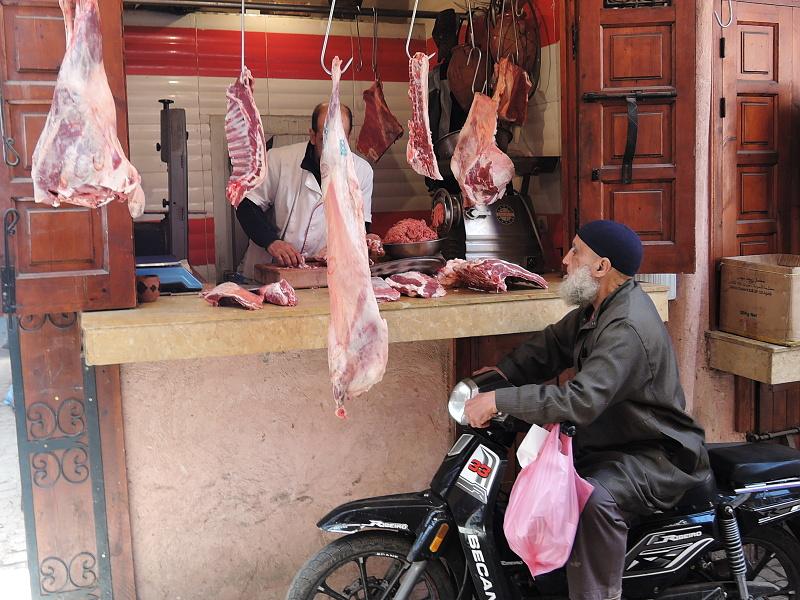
top-left (503, 425), bottom-right (595, 576)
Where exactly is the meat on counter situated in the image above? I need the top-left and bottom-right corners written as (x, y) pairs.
top-left (371, 277), bottom-right (401, 303)
top-left (437, 258), bottom-right (548, 293)
top-left (386, 272), bottom-right (446, 299)
top-left (201, 280), bottom-right (298, 309)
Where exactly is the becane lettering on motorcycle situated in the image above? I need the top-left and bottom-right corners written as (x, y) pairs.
top-left (456, 446), bottom-right (500, 503)
top-left (467, 534), bottom-right (497, 600)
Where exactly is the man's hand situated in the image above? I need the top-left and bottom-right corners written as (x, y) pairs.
top-left (268, 240), bottom-right (303, 267)
top-left (464, 391), bottom-right (498, 428)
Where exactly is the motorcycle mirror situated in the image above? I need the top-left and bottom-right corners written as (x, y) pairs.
top-left (448, 378), bottom-right (479, 426)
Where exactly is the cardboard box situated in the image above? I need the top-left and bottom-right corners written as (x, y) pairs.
top-left (719, 254), bottom-right (800, 346)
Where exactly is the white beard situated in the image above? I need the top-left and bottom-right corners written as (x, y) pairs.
top-left (559, 265), bottom-right (600, 306)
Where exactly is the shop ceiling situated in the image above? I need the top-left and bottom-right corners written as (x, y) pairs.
top-left (122, 0), bottom-right (446, 19)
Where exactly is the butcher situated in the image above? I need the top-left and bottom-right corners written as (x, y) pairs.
top-left (236, 102), bottom-right (379, 279)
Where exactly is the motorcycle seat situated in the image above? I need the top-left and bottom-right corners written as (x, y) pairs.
top-left (708, 442), bottom-right (800, 489)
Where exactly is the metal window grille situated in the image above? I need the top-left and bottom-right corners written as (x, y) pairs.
top-left (604, 0), bottom-right (671, 7)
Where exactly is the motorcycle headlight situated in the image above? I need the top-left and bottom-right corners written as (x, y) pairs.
top-left (448, 378), bottom-right (478, 426)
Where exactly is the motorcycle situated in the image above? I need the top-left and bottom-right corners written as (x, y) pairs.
top-left (286, 372), bottom-right (800, 600)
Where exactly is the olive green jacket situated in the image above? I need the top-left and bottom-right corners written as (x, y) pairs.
top-left (495, 279), bottom-right (710, 515)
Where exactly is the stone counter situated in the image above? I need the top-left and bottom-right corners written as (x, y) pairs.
top-left (81, 281), bottom-right (669, 365)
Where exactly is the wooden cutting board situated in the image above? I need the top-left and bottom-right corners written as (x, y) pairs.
top-left (254, 263), bottom-right (328, 289)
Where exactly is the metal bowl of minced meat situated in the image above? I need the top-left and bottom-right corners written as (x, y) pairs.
top-left (382, 238), bottom-right (445, 259)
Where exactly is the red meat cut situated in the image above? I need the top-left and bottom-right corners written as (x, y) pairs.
top-left (371, 277), bottom-right (401, 303)
top-left (357, 80), bottom-right (404, 163)
top-left (386, 271), bottom-right (446, 299)
top-left (407, 52), bottom-right (443, 180)
top-left (493, 57), bottom-right (532, 124)
top-left (225, 66), bottom-right (267, 207)
top-left (450, 93), bottom-right (515, 208)
top-left (201, 282), bottom-right (266, 310)
top-left (437, 258), bottom-right (548, 293)
top-left (258, 279), bottom-right (297, 306)
top-left (32, 0), bottom-right (145, 218)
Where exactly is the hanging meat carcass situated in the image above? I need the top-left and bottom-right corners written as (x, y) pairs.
top-left (407, 52), bottom-right (443, 180)
top-left (450, 93), bottom-right (515, 208)
top-left (32, 0), bottom-right (145, 218)
top-left (492, 57), bottom-right (532, 124)
top-left (225, 66), bottom-right (267, 207)
top-left (322, 57), bottom-right (389, 419)
top-left (489, 0), bottom-right (541, 78)
top-left (356, 79), bottom-right (404, 163)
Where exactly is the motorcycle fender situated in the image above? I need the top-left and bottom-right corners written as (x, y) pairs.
top-left (316, 491), bottom-right (448, 536)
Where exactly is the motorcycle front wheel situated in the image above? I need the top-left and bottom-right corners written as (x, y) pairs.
top-left (286, 530), bottom-right (456, 600)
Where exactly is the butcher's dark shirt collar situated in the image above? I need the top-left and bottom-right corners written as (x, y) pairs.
top-left (300, 142), bottom-right (321, 186)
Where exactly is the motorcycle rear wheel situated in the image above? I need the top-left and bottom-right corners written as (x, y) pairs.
top-left (286, 530), bottom-right (456, 600)
top-left (703, 526), bottom-right (800, 600)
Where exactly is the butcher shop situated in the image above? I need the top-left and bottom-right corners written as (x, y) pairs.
top-left (3, 0), bottom-right (800, 598)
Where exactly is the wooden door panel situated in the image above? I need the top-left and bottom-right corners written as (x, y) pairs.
top-left (602, 182), bottom-right (674, 241)
top-left (738, 166), bottom-right (776, 219)
top-left (721, 2), bottom-right (791, 259)
top-left (2, 4), bottom-right (65, 80)
top-left (739, 23), bottom-right (776, 82)
top-left (577, 0), bottom-right (695, 274)
top-left (604, 102), bottom-right (673, 166)
top-left (738, 95), bottom-right (776, 152)
top-left (603, 25), bottom-right (673, 89)
top-left (0, 0), bottom-right (135, 312)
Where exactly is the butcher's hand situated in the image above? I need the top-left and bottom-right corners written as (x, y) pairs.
top-left (464, 391), bottom-right (498, 428)
top-left (472, 366), bottom-right (508, 380)
top-left (366, 233), bottom-right (385, 259)
top-left (268, 240), bottom-right (303, 267)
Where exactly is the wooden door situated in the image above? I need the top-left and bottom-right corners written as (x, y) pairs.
top-left (0, 1), bottom-right (137, 598)
top-left (0, 0), bottom-right (135, 313)
top-left (574, 0), bottom-right (696, 274)
top-left (720, 2), bottom-right (794, 257)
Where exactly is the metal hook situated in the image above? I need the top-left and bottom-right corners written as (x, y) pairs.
top-left (714, 0), bottom-right (733, 28)
top-left (496, 0), bottom-right (506, 62)
top-left (469, 47), bottom-right (483, 94)
top-left (240, 0), bottom-right (245, 72)
top-left (353, 6), bottom-right (363, 71)
top-left (372, 7), bottom-right (379, 80)
top-left (511, 0), bottom-right (520, 65)
top-left (406, 0), bottom-right (420, 60)
top-left (321, 0), bottom-right (353, 76)
top-left (466, 0), bottom-right (476, 49)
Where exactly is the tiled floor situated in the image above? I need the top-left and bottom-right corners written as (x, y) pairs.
top-left (0, 322), bottom-right (31, 600)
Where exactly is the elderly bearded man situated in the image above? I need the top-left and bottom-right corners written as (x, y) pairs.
top-left (464, 220), bottom-right (711, 600)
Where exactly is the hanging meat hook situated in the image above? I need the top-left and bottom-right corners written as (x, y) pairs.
top-left (406, 0), bottom-right (435, 61)
top-left (321, 0), bottom-right (354, 75)
top-left (371, 6), bottom-right (379, 80)
top-left (353, 5), bottom-right (363, 72)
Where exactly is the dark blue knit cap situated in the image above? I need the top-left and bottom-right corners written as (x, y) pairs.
top-left (576, 220), bottom-right (643, 276)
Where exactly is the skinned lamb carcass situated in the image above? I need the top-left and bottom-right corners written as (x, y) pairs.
top-left (225, 66), bottom-right (267, 207)
top-left (32, 0), bottom-right (145, 218)
top-left (322, 57), bottom-right (389, 418)
top-left (450, 93), bottom-right (515, 208)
